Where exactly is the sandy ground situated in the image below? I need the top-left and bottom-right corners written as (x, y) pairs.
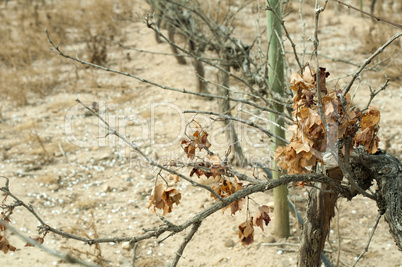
top-left (0, 1), bottom-right (401, 266)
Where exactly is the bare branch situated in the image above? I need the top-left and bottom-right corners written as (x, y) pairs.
top-left (363, 77), bottom-right (390, 111)
top-left (333, 0), bottom-right (402, 30)
top-left (45, 29), bottom-right (292, 122)
top-left (171, 221), bottom-right (201, 267)
top-left (342, 32), bottom-right (401, 97)
top-left (0, 219), bottom-right (100, 267)
top-left (352, 212), bottom-right (382, 267)
top-left (131, 243), bottom-right (138, 267)
top-left (183, 110), bottom-right (289, 144)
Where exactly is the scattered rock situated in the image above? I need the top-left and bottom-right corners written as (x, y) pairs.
top-left (223, 238), bottom-right (235, 248)
top-left (121, 243), bottom-right (132, 251)
top-left (359, 217), bottom-right (369, 226)
top-left (48, 184), bottom-right (60, 191)
top-left (102, 184), bottom-right (111, 192)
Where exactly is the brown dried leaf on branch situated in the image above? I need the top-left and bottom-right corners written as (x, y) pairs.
top-left (253, 205), bottom-right (271, 231)
top-left (275, 65), bottom-right (381, 175)
top-left (193, 129), bottom-right (211, 150)
top-left (181, 139), bottom-right (196, 159)
top-left (189, 154), bottom-right (226, 180)
top-left (238, 220), bottom-right (254, 246)
top-left (354, 106), bottom-right (380, 153)
top-left (147, 183), bottom-right (182, 215)
top-left (25, 236), bottom-right (45, 247)
top-left (0, 234), bottom-right (16, 254)
top-left (210, 178), bottom-right (244, 215)
top-left (0, 211), bottom-right (11, 231)
top-left (181, 127), bottom-right (211, 159)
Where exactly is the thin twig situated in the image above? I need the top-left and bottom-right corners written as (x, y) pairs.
top-left (171, 221), bottom-right (202, 267)
top-left (131, 243), bottom-right (138, 267)
top-left (58, 142), bottom-right (69, 163)
top-left (183, 110), bottom-right (289, 144)
top-left (45, 29), bottom-right (292, 122)
top-left (333, 0), bottom-right (402, 30)
top-left (352, 212), bottom-right (382, 267)
top-left (342, 32), bottom-right (401, 97)
top-left (0, 219), bottom-right (100, 267)
top-left (363, 78), bottom-right (390, 111)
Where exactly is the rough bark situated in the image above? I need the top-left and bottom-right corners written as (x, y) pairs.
top-left (352, 149), bottom-right (402, 250)
top-left (298, 168), bottom-right (342, 266)
top-left (298, 149), bottom-right (402, 266)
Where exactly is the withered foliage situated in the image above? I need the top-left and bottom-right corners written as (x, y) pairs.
top-left (147, 183), bottom-right (182, 216)
top-left (238, 220), bottom-right (254, 246)
top-left (253, 205), bottom-right (271, 232)
top-left (275, 65), bottom-right (381, 175)
top-left (25, 236), bottom-right (45, 247)
top-left (181, 129), bottom-right (211, 160)
top-left (0, 234), bottom-right (16, 254)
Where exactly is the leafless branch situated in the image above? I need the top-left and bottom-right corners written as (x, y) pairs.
top-left (342, 32), bottom-right (401, 97)
top-left (352, 212), bottom-right (382, 267)
top-left (363, 77), bottom-right (390, 111)
top-left (183, 109), bottom-right (289, 144)
top-left (138, 12), bottom-right (274, 108)
top-left (0, 219), bottom-right (100, 267)
top-left (131, 243), bottom-right (138, 267)
top-left (313, 0), bottom-right (337, 163)
top-left (45, 29), bottom-right (292, 121)
top-left (171, 221), bottom-right (202, 267)
top-left (333, 0), bottom-right (402, 30)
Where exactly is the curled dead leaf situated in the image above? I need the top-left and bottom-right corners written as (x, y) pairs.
top-left (148, 184), bottom-right (181, 215)
top-left (25, 236), bottom-right (44, 247)
top-left (253, 205), bottom-right (271, 231)
top-left (238, 220), bottom-right (254, 246)
top-left (0, 234), bottom-right (16, 254)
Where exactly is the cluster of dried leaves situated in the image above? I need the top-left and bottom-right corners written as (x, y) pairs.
top-left (0, 211), bottom-right (16, 254)
top-left (274, 65), bottom-right (381, 174)
top-left (0, 197), bottom-right (45, 254)
top-left (147, 123), bottom-right (271, 245)
top-left (181, 128), bottom-right (211, 160)
top-left (238, 205), bottom-right (271, 246)
top-left (147, 183), bottom-right (182, 216)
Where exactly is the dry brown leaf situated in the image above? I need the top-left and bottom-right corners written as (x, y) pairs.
top-left (25, 236), bottom-right (44, 247)
top-left (147, 183), bottom-right (165, 212)
top-left (0, 212), bottom-right (10, 231)
top-left (148, 184), bottom-right (182, 215)
top-left (238, 220), bottom-right (254, 246)
top-left (0, 234), bottom-right (16, 254)
top-left (361, 106), bottom-right (380, 129)
top-left (253, 205), bottom-right (271, 231)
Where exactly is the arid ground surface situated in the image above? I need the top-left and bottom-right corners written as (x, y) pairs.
top-left (0, 0), bottom-right (401, 266)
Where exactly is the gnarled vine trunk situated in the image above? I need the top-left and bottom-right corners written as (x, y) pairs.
top-left (298, 149), bottom-right (402, 266)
